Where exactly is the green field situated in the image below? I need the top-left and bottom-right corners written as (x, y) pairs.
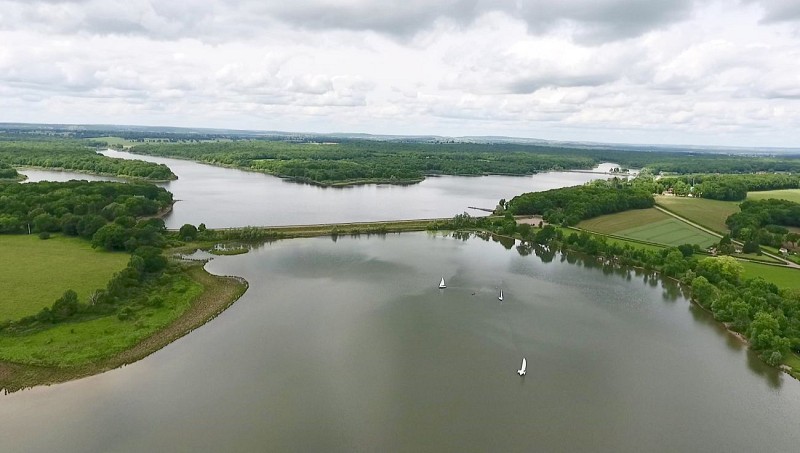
top-left (0, 235), bottom-right (128, 321)
top-left (0, 271), bottom-right (203, 367)
top-left (747, 189), bottom-right (800, 204)
top-left (655, 196), bottom-right (740, 233)
top-left (616, 218), bottom-right (718, 248)
top-left (578, 208), bottom-right (671, 234)
top-left (578, 208), bottom-right (717, 248)
top-left (740, 261), bottom-right (800, 289)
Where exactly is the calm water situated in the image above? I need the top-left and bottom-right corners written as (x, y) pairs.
top-left (19, 168), bottom-right (126, 183)
top-left (2, 234), bottom-right (798, 452)
top-left (94, 150), bottom-right (612, 228)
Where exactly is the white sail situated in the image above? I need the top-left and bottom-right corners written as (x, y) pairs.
top-left (498, 290), bottom-right (503, 301)
top-left (439, 277), bottom-right (446, 289)
top-left (517, 358), bottom-right (526, 376)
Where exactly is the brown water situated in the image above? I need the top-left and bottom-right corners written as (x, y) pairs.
top-left (1, 233), bottom-right (798, 452)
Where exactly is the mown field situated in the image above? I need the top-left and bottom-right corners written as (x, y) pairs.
top-left (578, 208), bottom-right (718, 248)
top-left (0, 235), bottom-right (128, 321)
top-left (740, 261), bottom-right (800, 289)
top-left (747, 189), bottom-right (800, 204)
top-left (655, 196), bottom-right (739, 233)
top-left (617, 219), bottom-right (718, 248)
top-left (577, 208), bottom-right (670, 234)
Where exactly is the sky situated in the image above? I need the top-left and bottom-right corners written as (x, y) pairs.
top-left (1, 0), bottom-right (800, 147)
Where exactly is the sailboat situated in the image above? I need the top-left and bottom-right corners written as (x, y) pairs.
top-left (498, 290), bottom-right (504, 301)
top-left (439, 277), bottom-right (446, 289)
top-left (517, 358), bottom-right (527, 376)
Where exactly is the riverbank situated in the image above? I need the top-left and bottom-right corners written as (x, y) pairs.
top-left (13, 165), bottom-right (177, 182)
top-left (0, 263), bottom-right (247, 393)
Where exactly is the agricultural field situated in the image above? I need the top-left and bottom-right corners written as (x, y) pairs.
top-left (0, 234), bottom-right (128, 321)
top-left (578, 208), bottom-right (718, 248)
top-left (577, 208), bottom-right (670, 234)
top-left (616, 219), bottom-right (719, 248)
top-left (739, 261), bottom-right (800, 289)
top-left (747, 189), bottom-right (800, 204)
top-left (655, 195), bottom-right (739, 233)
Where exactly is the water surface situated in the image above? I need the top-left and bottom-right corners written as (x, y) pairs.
top-left (100, 150), bottom-right (612, 228)
top-left (2, 233), bottom-right (798, 452)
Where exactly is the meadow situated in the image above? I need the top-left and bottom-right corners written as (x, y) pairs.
top-left (747, 189), bottom-right (800, 204)
top-left (740, 261), bottom-right (800, 289)
top-left (578, 208), bottom-right (718, 248)
top-left (0, 270), bottom-right (203, 367)
top-left (654, 196), bottom-right (740, 233)
top-left (0, 235), bottom-right (128, 321)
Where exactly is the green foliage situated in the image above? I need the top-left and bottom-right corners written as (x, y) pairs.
top-left (179, 223), bottom-right (198, 241)
top-left (0, 139), bottom-right (175, 180)
top-left (507, 183), bottom-right (655, 225)
top-left (0, 161), bottom-right (19, 179)
top-left (726, 198), bottom-right (800, 248)
top-left (660, 173), bottom-right (800, 201)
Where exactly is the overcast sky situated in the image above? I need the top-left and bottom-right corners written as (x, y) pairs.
top-left (1, 0), bottom-right (799, 147)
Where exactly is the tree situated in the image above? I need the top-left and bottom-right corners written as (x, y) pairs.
top-left (179, 223), bottom-right (198, 241)
top-left (92, 223), bottom-right (128, 251)
top-left (691, 276), bottom-right (718, 307)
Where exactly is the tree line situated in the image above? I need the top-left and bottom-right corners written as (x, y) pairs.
top-left (122, 139), bottom-right (800, 186)
top-left (725, 199), bottom-right (800, 250)
top-left (0, 139), bottom-right (176, 180)
top-left (505, 180), bottom-right (655, 225)
top-left (658, 173), bottom-right (800, 201)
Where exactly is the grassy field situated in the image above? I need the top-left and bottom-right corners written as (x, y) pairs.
top-left (578, 208), bottom-right (718, 248)
top-left (578, 208), bottom-right (671, 234)
top-left (739, 261), bottom-right (800, 289)
top-left (747, 189), bottom-right (800, 204)
top-left (0, 270), bottom-right (203, 367)
top-left (0, 235), bottom-right (129, 321)
top-left (655, 196), bottom-right (740, 233)
top-left (616, 218), bottom-right (719, 248)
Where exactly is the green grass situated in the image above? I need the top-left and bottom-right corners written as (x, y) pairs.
top-left (0, 235), bottom-right (129, 321)
top-left (578, 208), bottom-right (671, 234)
top-left (655, 196), bottom-right (740, 233)
top-left (615, 218), bottom-right (719, 248)
top-left (747, 189), bottom-right (800, 204)
top-left (0, 271), bottom-right (203, 367)
top-left (578, 208), bottom-right (718, 248)
top-left (740, 261), bottom-right (800, 289)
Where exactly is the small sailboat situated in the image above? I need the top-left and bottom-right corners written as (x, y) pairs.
top-left (517, 358), bottom-right (527, 376)
top-left (439, 277), bottom-right (447, 289)
top-left (498, 290), bottom-right (504, 301)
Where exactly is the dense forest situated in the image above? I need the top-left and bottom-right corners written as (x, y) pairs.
top-left (124, 139), bottom-right (800, 186)
top-left (127, 140), bottom-right (599, 185)
top-left (725, 199), bottom-right (800, 249)
top-left (0, 180), bottom-right (173, 237)
top-left (0, 162), bottom-right (19, 179)
top-left (0, 139), bottom-right (176, 181)
top-left (505, 180), bottom-right (655, 225)
top-left (658, 173), bottom-right (800, 201)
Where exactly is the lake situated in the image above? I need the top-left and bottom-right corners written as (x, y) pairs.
top-left (1, 233), bottom-right (798, 452)
top-left (86, 150), bottom-right (612, 228)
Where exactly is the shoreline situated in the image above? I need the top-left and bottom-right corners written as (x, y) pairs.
top-left (0, 264), bottom-right (248, 393)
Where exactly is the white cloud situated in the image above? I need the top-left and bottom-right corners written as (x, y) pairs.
top-left (0, 1), bottom-right (798, 146)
